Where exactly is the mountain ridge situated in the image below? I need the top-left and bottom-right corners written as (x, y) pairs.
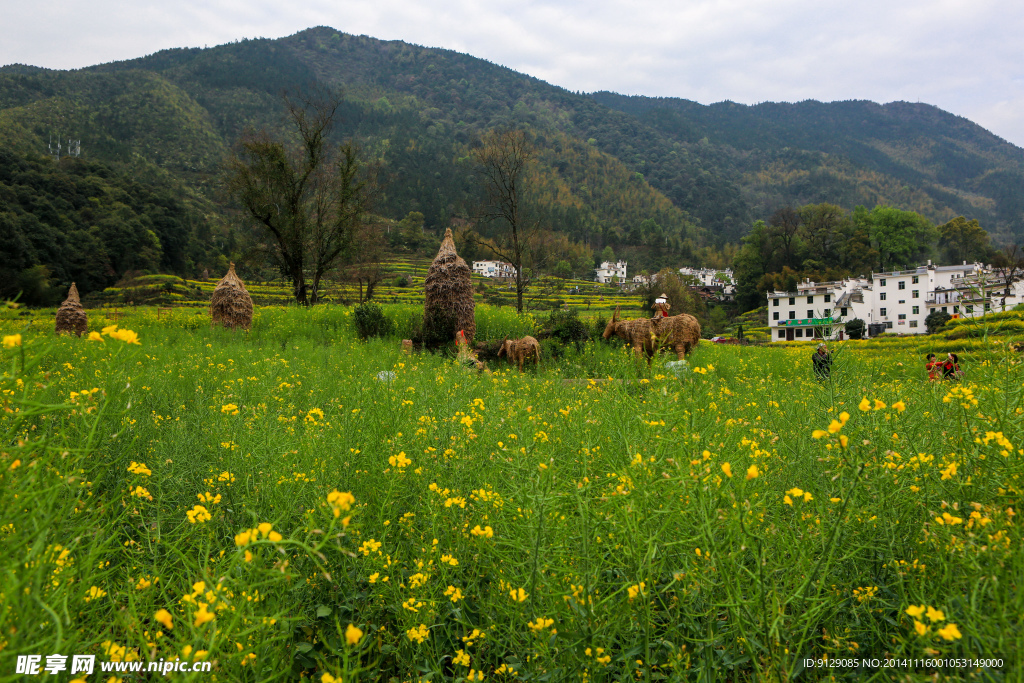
top-left (2, 26), bottom-right (1023, 252)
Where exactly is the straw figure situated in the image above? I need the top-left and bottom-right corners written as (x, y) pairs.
top-left (55, 283), bottom-right (88, 336)
top-left (210, 263), bottom-right (253, 330)
top-left (603, 306), bottom-right (701, 361)
top-left (422, 228), bottom-right (475, 347)
top-left (497, 335), bottom-right (541, 372)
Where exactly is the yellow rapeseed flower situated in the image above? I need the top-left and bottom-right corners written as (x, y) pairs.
top-left (154, 609), bottom-right (173, 630)
top-left (874, 399), bottom-right (886, 410)
top-left (914, 620), bottom-right (927, 636)
top-left (186, 505), bottom-right (211, 524)
top-left (721, 463), bottom-right (732, 478)
top-left (906, 604), bottom-right (925, 618)
top-left (937, 623), bottom-right (962, 640)
top-left (109, 328), bottom-right (141, 345)
top-left (221, 403), bottom-right (239, 415)
top-left (858, 397), bottom-right (871, 412)
top-left (745, 464), bottom-right (760, 480)
top-left (925, 606), bottom-right (945, 623)
top-left (812, 429), bottom-right (828, 439)
top-left (510, 587), bottom-right (528, 602)
top-left (345, 624), bottom-right (363, 645)
top-left (3, 334), bottom-right (22, 349)
top-left (893, 400), bottom-right (906, 412)
top-left (194, 602), bottom-right (215, 627)
top-left (87, 331), bottom-right (103, 342)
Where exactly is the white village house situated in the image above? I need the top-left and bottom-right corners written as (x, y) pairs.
top-left (472, 260), bottom-right (517, 279)
top-left (595, 260), bottom-right (627, 284)
top-left (767, 261), bottom-right (1024, 342)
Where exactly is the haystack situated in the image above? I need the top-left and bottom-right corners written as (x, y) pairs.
top-left (55, 283), bottom-right (88, 336)
top-left (422, 228), bottom-right (475, 347)
top-left (210, 263), bottom-right (253, 330)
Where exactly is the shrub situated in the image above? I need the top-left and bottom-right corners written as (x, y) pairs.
top-left (925, 310), bottom-right (951, 335)
top-left (546, 309), bottom-right (590, 347)
top-left (353, 302), bottom-right (395, 339)
top-left (845, 318), bottom-right (865, 340)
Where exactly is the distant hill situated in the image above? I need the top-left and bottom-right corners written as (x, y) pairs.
top-left (2, 25), bottom-right (1023, 274)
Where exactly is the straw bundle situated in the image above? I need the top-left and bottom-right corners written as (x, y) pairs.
top-left (422, 228), bottom-right (475, 347)
top-left (210, 263), bottom-right (253, 330)
top-left (55, 283), bottom-right (88, 336)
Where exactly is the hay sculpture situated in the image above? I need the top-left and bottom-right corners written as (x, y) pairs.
top-left (603, 306), bottom-right (701, 361)
top-left (497, 335), bottom-right (541, 372)
top-left (55, 282), bottom-right (88, 336)
top-left (210, 262), bottom-right (253, 330)
top-left (422, 228), bottom-right (475, 347)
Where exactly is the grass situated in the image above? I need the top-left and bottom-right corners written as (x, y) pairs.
top-left (1, 304), bottom-right (1021, 681)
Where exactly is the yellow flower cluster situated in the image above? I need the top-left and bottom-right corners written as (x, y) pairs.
top-left (784, 487), bottom-right (813, 506)
top-left (528, 616), bottom-right (555, 632)
top-left (389, 451), bottom-right (412, 469)
top-left (185, 505), bottom-right (211, 524)
top-left (92, 324), bottom-right (141, 344)
top-left (127, 461), bottom-right (152, 476)
top-left (585, 647), bottom-right (611, 666)
top-left (470, 524), bottom-right (494, 538)
top-left (2, 334), bottom-right (22, 349)
top-left (406, 623), bottom-right (429, 643)
top-left (906, 605), bottom-right (962, 640)
top-left (234, 522), bottom-right (283, 546)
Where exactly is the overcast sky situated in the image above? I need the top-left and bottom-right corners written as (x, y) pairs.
top-left (3, 0), bottom-right (1023, 147)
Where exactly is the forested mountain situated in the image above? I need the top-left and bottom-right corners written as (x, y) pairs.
top-left (591, 93), bottom-right (1024, 244)
top-left (2, 25), bottom-right (1023, 298)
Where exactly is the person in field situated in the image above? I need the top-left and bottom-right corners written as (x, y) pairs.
top-left (942, 352), bottom-right (963, 380)
top-left (812, 343), bottom-right (832, 380)
top-left (925, 353), bottom-right (941, 380)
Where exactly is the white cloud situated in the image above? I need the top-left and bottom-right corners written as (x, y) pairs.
top-left (1, 0), bottom-right (1022, 146)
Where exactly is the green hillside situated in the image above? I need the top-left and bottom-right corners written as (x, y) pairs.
top-left (2, 26), bottom-right (1024, 300)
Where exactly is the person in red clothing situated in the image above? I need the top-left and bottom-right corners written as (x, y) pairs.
top-left (925, 353), bottom-right (941, 380)
top-left (941, 352), bottom-right (963, 381)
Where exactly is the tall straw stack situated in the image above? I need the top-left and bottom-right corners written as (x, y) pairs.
top-left (55, 283), bottom-right (88, 336)
top-left (422, 228), bottom-right (475, 347)
top-left (210, 263), bottom-right (253, 330)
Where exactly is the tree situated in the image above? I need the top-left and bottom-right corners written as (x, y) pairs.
top-left (471, 126), bottom-right (537, 313)
top-left (226, 90), bottom-right (375, 305)
top-left (938, 216), bottom-right (989, 264)
top-left (601, 246), bottom-right (616, 264)
top-left (398, 211), bottom-right (425, 250)
top-left (768, 206), bottom-right (803, 269)
top-left (845, 318), bottom-right (865, 340)
top-left (868, 206), bottom-right (937, 271)
top-left (553, 260), bottom-right (572, 279)
top-left (991, 244), bottom-right (1024, 308)
top-left (798, 203), bottom-right (844, 269)
top-left (925, 310), bottom-right (951, 334)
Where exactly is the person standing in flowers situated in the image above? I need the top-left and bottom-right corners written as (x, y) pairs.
top-left (812, 343), bottom-right (832, 380)
top-left (942, 352), bottom-right (963, 380)
top-left (925, 353), bottom-right (942, 380)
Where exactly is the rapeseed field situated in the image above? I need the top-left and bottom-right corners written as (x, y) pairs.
top-left (1, 305), bottom-right (1020, 681)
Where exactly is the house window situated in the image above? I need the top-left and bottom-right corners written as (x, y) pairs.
top-left (941, 306), bottom-right (947, 313)
top-left (778, 329), bottom-right (785, 338)
top-left (840, 307), bottom-right (848, 316)
top-left (807, 296), bottom-right (814, 304)
top-left (773, 312), bottom-right (779, 320)
top-left (912, 290), bottom-right (919, 298)
top-left (807, 310), bottom-right (814, 318)
top-left (773, 298), bottom-right (779, 306)
top-left (912, 276), bottom-right (919, 284)
top-left (880, 307), bottom-right (887, 317)
top-left (898, 281), bottom-right (906, 290)
top-left (985, 302), bottom-right (991, 310)
top-left (789, 297), bottom-right (795, 305)
top-left (824, 294), bottom-right (831, 303)
top-left (966, 305), bottom-right (973, 313)
top-left (789, 311), bottom-right (796, 319)
top-left (910, 320), bottom-right (918, 328)
top-left (880, 278), bottom-right (886, 286)
top-left (795, 329), bottom-right (803, 338)
top-left (912, 306), bottom-right (919, 314)
top-left (885, 321), bottom-right (893, 329)
top-left (954, 306), bottom-right (960, 313)
top-left (898, 314), bottom-right (906, 320)
top-left (879, 292), bottom-right (887, 301)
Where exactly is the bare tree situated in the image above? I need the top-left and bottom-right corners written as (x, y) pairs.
top-left (226, 90), bottom-right (376, 305)
top-left (991, 244), bottom-right (1024, 308)
top-left (471, 126), bottom-right (537, 313)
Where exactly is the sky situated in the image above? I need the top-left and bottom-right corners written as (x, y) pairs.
top-left (3, 0), bottom-right (1023, 147)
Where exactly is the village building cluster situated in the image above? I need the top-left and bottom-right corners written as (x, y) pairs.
top-left (768, 261), bottom-right (1024, 342)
